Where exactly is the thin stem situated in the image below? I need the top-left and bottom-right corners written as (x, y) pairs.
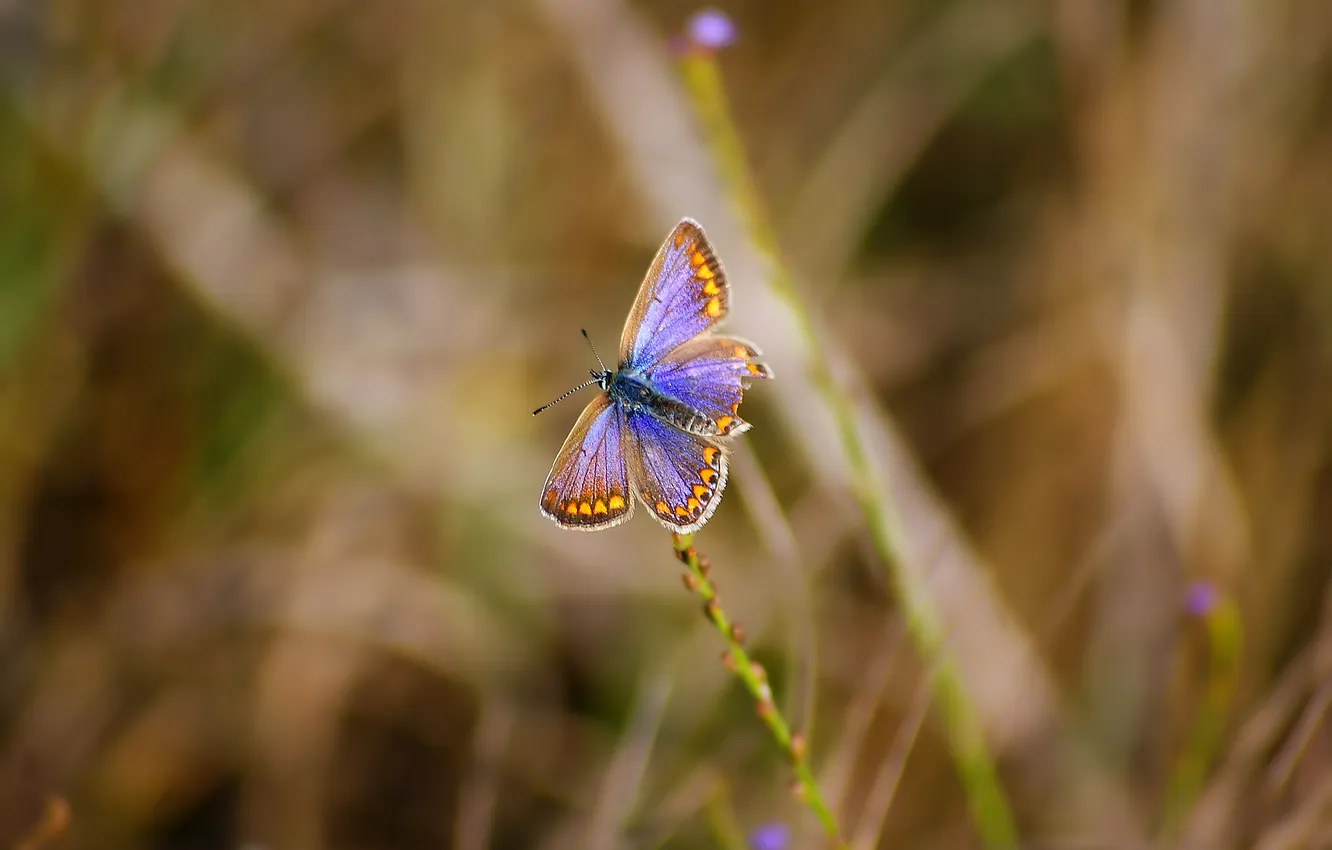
top-left (704, 783), bottom-right (750, 850)
top-left (673, 533), bottom-right (846, 847)
top-left (1159, 587), bottom-right (1242, 838)
top-left (678, 50), bottom-right (1020, 849)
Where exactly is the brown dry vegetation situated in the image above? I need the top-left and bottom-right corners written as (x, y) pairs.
top-left (1, 1), bottom-right (1331, 848)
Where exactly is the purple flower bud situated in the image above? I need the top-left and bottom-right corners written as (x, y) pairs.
top-left (1184, 580), bottom-right (1218, 617)
top-left (687, 9), bottom-right (737, 50)
top-left (748, 821), bottom-right (789, 850)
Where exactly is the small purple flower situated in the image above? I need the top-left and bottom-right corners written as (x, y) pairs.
top-left (1184, 580), bottom-right (1219, 617)
top-left (687, 9), bottom-right (737, 50)
top-left (748, 821), bottom-right (789, 850)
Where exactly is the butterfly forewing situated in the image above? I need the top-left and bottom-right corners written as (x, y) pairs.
top-left (647, 336), bottom-right (772, 437)
top-left (539, 394), bottom-right (635, 530)
top-left (623, 410), bottom-right (727, 534)
top-left (618, 219), bottom-right (729, 372)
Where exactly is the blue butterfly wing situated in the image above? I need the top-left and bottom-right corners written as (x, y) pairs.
top-left (647, 336), bottom-right (773, 437)
top-left (539, 394), bottom-right (635, 530)
top-left (624, 409), bottom-right (727, 533)
top-left (618, 219), bottom-right (729, 371)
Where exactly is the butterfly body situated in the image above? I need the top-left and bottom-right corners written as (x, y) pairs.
top-left (606, 368), bottom-right (721, 437)
top-left (538, 219), bottom-right (771, 534)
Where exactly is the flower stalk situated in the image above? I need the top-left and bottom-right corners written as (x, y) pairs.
top-left (674, 13), bottom-right (1019, 847)
top-left (673, 533), bottom-right (846, 847)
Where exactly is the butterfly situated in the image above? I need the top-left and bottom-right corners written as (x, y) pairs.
top-left (535, 218), bottom-right (772, 533)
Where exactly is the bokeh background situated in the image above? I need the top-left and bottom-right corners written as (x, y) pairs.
top-left (2, 1), bottom-right (1331, 848)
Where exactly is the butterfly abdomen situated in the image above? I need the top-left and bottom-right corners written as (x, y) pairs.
top-left (610, 370), bottom-right (724, 436)
top-left (647, 396), bottom-right (722, 436)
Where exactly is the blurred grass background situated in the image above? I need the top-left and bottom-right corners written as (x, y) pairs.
top-left (2, 0), bottom-right (1332, 848)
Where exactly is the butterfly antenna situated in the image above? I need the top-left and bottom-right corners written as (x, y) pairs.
top-left (582, 329), bottom-right (608, 372)
top-left (532, 377), bottom-right (599, 416)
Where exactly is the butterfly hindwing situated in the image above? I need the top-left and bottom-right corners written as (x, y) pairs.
top-left (647, 336), bottom-right (773, 437)
top-left (539, 394), bottom-right (635, 530)
top-left (624, 410), bottom-right (727, 534)
top-left (618, 219), bottom-right (729, 372)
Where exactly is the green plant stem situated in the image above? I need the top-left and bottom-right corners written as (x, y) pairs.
top-left (703, 783), bottom-right (749, 850)
top-left (1160, 594), bottom-right (1242, 838)
top-left (678, 51), bottom-right (1019, 849)
top-left (673, 533), bottom-right (846, 847)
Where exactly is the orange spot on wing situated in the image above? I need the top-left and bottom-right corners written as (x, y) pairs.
top-left (593, 500), bottom-right (608, 515)
top-left (704, 297), bottom-right (722, 318)
top-left (691, 251), bottom-right (706, 268)
top-left (579, 501), bottom-right (592, 516)
top-left (716, 416), bottom-right (733, 431)
top-left (686, 497), bottom-right (700, 512)
top-left (656, 500), bottom-right (669, 514)
top-left (674, 504), bottom-right (689, 517)
top-left (565, 502), bottom-right (578, 515)
top-left (676, 232), bottom-right (689, 249)
top-left (747, 363), bottom-right (765, 376)
top-left (733, 345), bottom-right (748, 358)
top-left (697, 265), bottom-right (715, 280)
top-left (703, 447), bottom-right (718, 466)
top-left (700, 468), bottom-right (717, 483)
top-left (693, 484), bottom-right (708, 499)
top-left (703, 280), bottom-right (720, 295)
top-left (609, 495), bottom-right (625, 510)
